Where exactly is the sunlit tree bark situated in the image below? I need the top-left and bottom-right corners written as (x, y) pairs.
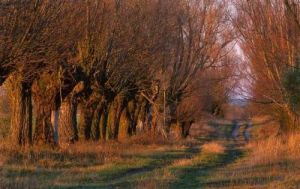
top-left (9, 75), bottom-right (32, 146)
top-left (59, 96), bottom-right (79, 143)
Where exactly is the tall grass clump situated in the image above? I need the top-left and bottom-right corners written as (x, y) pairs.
top-left (246, 134), bottom-right (300, 166)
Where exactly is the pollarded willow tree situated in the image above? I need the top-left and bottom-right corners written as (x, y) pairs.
top-left (74, 0), bottom-right (168, 141)
top-left (154, 0), bottom-right (233, 138)
top-left (0, 0), bottom-right (86, 146)
top-left (0, 0), bottom-right (78, 145)
top-left (0, 0), bottom-right (235, 146)
top-left (0, 1), bottom-right (51, 145)
top-left (234, 0), bottom-right (300, 133)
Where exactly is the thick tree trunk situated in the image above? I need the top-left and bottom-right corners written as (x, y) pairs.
top-left (173, 122), bottom-right (182, 140)
top-left (106, 102), bottom-right (117, 140)
top-left (59, 97), bottom-right (78, 143)
top-left (174, 121), bottom-right (194, 139)
top-left (99, 108), bottom-right (108, 140)
top-left (51, 109), bottom-right (60, 144)
top-left (150, 106), bottom-right (159, 135)
top-left (182, 121), bottom-right (193, 138)
top-left (91, 114), bottom-right (101, 141)
top-left (79, 104), bottom-right (94, 140)
top-left (32, 77), bottom-right (57, 146)
top-left (31, 71), bottom-right (84, 145)
top-left (118, 107), bottom-right (132, 141)
top-left (106, 95), bottom-right (125, 140)
top-left (127, 100), bottom-right (137, 134)
top-left (91, 101), bottom-right (104, 141)
top-left (34, 104), bottom-right (55, 145)
top-left (10, 80), bottom-right (32, 146)
top-left (78, 92), bottom-right (102, 140)
top-left (167, 102), bottom-right (177, 134)
top-left (136, 101), bottom-right (148, 134)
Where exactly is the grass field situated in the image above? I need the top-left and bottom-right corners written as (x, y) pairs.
top-left (0, 117), bottom-right (299, 189)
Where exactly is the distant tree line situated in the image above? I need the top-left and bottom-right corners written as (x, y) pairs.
top-left (0, 0), bottom-right (233, 146)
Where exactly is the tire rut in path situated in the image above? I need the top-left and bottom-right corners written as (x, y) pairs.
top-left (168, 143), bottom-right (245, 189)
top-left (103, 147), bottom-right (201, 189)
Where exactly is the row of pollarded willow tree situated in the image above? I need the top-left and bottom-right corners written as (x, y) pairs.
top-left (0, 0), bottom-right (233, 146)
top-left (234, 0), bottom-right (300, 133)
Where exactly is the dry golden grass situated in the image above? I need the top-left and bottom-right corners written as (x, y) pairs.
top-left (0, 136), bottom-right (179, 170)
top-left (205, 134), bottom-right (300, 189)
top-left (251, 116), bottom-right (280, 140)
top-left (245, 133), bottom-right (300, 166)
top-left (201, 142), bottom-right (225, 154)
top-left (135, 169), bottom-right (176, 189)
top-left (1, 117), bottom-right (299, 189)
top-left (0, 134), bottom-right (194, 188)
top-left (172, 158), bottom-right (193, 167)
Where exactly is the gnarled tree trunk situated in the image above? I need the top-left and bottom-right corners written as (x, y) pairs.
top-left (99, 105), bottom-right (108, 140)
top-left (173, 120), bottom-right (194, 139)
top-left (32, 76), bottom-right (57, 146)
top-left (34, 102), bottom-right (55, 145)
top-left (118, 107), bottom-right (132, 141)
top-left (10, 78), bottom-right (32, 146)
top-left (135, 101), bottom-right (148, 134)
top-left (106, 95), bottom-right (125, 140)
top-left (78, 91), bottom-right (102, 140)
top-left (91, 100), bottom-right (105, 141)
top-left (59, 96), bottom-right (78, 143)
top-left (51, 109), bottom-right (60, 144)
top-left (79, 103), bottom-right (95, 140)
top-left (128, 100), bottom-right (137, 134)
top-left (182, 120), bottom-right (194, 138)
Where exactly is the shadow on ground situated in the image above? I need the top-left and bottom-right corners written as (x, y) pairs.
top-left (52, 147), bottom-right (201, 189)
top-left (2, 119), bottom-right (253, 189)
top-left (168, 146), bottom-right (244, 189)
